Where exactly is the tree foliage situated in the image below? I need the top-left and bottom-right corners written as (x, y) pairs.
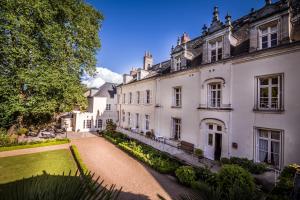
top-left (0, 0), bottom-right (103, 128)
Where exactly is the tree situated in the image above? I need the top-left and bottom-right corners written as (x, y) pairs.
top-left (0, 0), bottom-right (103, 129)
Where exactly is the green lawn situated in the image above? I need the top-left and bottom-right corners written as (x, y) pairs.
top-left (0, 149), bottom-right (78, 184)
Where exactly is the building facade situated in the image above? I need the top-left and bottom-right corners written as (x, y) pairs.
top-left (62, 83), bottom-right (118, 132)
top-left (117, 0), bottom-right (300, 169)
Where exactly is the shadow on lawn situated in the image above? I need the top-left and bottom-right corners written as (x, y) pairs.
top-left (0, 170), bottom-right (149, 200)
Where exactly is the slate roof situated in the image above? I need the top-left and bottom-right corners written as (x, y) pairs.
top-left (92, 82), bottom-right (117, 98)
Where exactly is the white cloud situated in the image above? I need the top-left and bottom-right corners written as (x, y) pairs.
top-left (82, 67), bottom-right (122, 88)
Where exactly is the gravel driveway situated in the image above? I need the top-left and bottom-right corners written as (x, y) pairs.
top-left (71, 137), bottom-right (193, 200)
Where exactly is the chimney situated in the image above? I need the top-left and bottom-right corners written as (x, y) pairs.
top-left (143, 51), bottom-right (153, 71)
top-left (181, 32), bottom-right (190, 44)
top-left (265, 0), bottom-right (272, 6)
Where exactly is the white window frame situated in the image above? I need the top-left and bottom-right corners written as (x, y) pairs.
top-left (106, 104), bottom-right (111, 111)
top-left (255, 128), bottom-right (283, 169)
top-left (123, 93), bottom-right (126, 104)
top-left (208, 82), bottom-right (222, 108)
top-left (135, 113), bottom-right (139, 128)
top-left (172, 118), bottom-right (181, 140)
top-left (145, 114), bottom-right (150, 130)
top-left (127, 112), bottom-right (131, 127)
top-left (259, 25), bottom-right (278, 49)
top-left (97, 119), bottom-right (102, 129)
top-left (256, 74), bottom-right (283, 111)
top-left (209, 40), bottom-right (223, 62)
top-left (122, 110), bottom-right (125, 122)
top-left (129, 92), bottom-right (132, 104)
top-left (136, 91), bottom-right (140, 104)
top-left (86, 120), bottom-right (92, 128)
top-left (173, 87), bottom-right (182, 107)
top-left (145, 90), bottom-right (151, 104)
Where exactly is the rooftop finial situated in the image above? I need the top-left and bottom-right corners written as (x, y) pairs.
top-left (225, 12), bottom-right (232, 26)
top-left (202, 24), bottom-right (208, 35)
top-left (213, 6), bottom-right (219, 22)
top-left (177, 37), bottom-right (181, 45)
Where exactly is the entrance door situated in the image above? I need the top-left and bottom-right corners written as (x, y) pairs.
top-left (214, 133), bottom-right (222, 160)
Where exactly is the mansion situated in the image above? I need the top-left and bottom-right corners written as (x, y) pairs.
top-left (115, 0), bottom-right (300, 169)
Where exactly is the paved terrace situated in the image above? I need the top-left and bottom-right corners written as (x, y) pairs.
top-left (116, 127), bottom-right (221, 172)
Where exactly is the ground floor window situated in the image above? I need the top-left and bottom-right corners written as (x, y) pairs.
top-left (97, 119), bottom-right (102, 129)
top-left (145, 115), bottom-right (149, 130)
top-left (86, 120), bottom-right (92, 128)
top-left (172, 118), bottom-right (181, 140)
top-left (256, 128), bottom-right (282, 168)
top-left (128, 113), bottom-right (131, 127)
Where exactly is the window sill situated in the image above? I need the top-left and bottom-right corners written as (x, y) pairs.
top-left (197, 106), bottom-right (233, 111)
top-left (253, 108), bottom-right (284, 114)
top-left (171, 106), bottom-right (182, 109)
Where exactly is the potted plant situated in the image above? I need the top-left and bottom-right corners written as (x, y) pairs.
top-left (194, 148), bottom-right (203, 161)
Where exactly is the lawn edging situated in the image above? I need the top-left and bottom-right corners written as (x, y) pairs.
top-left (0, 139), bottom-right (70, 152)
top-left (70, 145), bottom-right (88, 174)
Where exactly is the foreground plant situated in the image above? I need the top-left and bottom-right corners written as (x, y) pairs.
top-left (0, 170), bottom-right (121, 200)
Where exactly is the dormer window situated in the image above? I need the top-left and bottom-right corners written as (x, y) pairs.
top-left (174, 56), bottom-right (181, 71)
top-left (260, 25), bottom-right (278, 49)
top-left (209, 40), bottom-right (222, 62)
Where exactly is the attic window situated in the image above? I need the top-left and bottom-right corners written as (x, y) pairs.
top-left (209, 40), bottom-right (223, 62)
top-left (259, 23), bottom-right (278, 49)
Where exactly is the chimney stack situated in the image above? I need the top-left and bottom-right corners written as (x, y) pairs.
top-left (143, 51), bottom-right (153, 71)
top-left (265, 0), bottom-right (272, 5)
top-left (181, 32), bottom-right (190, 44)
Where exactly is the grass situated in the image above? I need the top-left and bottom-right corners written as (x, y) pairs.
top-left (0, 149), bottom-right (77, 184)
top-left (0, 139), bottom-right (70, 152)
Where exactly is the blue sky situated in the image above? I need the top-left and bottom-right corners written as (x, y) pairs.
top-left (87, 0), bottom-right (268, 74)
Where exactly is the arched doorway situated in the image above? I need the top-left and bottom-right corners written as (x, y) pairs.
top-left (201, 118), bottom-right (226, 160)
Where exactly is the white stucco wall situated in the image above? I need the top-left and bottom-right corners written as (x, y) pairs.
top-left (231, 48), bottom-right (300, 167)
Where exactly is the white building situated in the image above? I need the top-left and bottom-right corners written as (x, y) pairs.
top-left (62, 83), bottom-right (118, 132)
top-left (117, 1), bottom-right (300, 169)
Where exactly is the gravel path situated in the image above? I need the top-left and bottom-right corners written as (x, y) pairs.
top-left (71, 137), bottom-right (193, 200)
top-left (0, 144), bottom-right (69, 158)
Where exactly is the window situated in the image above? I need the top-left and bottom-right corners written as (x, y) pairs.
top-left (146, 90), bottom-right (151, 104)
top-left (136, 113), bottom-right (139, 128)
top-left (209, 40), bottom-right (222, 62)
top-left (128, 112), bottom-right (131, 126)
top-left (129, 92), bottom-right (132, 104)
top-left (257, 129), bottom-right (282, 168)
top-left (117, 95), bottom-right (120, 104)
top-left (86, 120), bottom-right (92, 128)
top-left (106, 104), bottom-right (111, 110)
top-left (123, 93), bottom-right (126, 104)
top-left (172, 118), bottom-right (181, 140)
top-left (136, 91), bottom-right (140, 104)
top-left (256, 74), bottom-right (283, 110)
top-left (145, 115), bottom-right (150, 130)
top-left (208, 83), bottom-right (221, 107)
top-left (97, 119), bottom-right (102, 129)
top-left (260, 25), bottom-right (277, 49)
top-left (208, 134), bottom-right (213, 146)
top-left (174, 56), bottom-right (181, 71)
top-left (122, 110), bottom-right (125, 122)
top-left (173, 87), bottom-right (182, 107)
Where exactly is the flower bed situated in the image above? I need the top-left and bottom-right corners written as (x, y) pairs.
top-left (103, 131), bottom-right (180, 174)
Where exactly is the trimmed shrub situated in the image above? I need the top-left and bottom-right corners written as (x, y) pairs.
top-left (194, 148), bottom-right (203, 158)
top-left (70, 145), bottom-right (88, 173)
top-left (106, 120), bottom-right (117, 132)
top-left (194, 166), bottom-right (218, 187)
top-left (17, 128), bottom-right (29, 135)
top-left (175, 166), bottom-right (197, 186)
top-left (217, 165), bottom-right (255, 198)
top-left (220, 157), bottom-right (267, 174)
top-left (268, 164), bottom-right (300, 200)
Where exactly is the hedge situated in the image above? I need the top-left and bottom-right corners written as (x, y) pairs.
top-left (70, 145), bottom-right (88, 173)
top-left (103, 131), bottom-right (180, 174)
top-left (220, 157), bottom-right (267, 174)
top-left (0, 139), bottom-right (70, 152)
